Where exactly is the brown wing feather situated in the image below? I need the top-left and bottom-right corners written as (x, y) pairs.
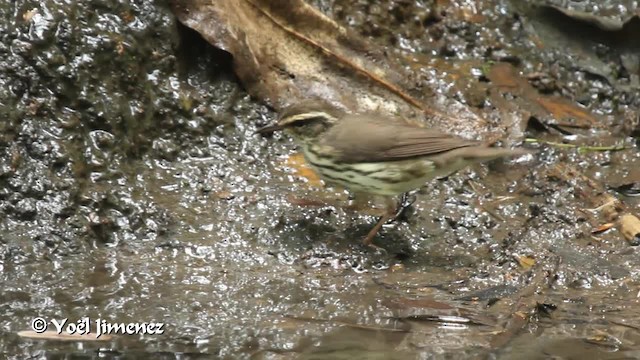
top-left (321, 115), bottom-right (479, 163)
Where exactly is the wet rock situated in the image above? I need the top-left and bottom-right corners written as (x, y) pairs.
top-left (569, 276), bottom-right (592, 289)
top-left (14, 198), bottom-right (37, 220)
top-left (152, 138), bottom-right (179, 160)
top-left (10, 39), bottom-right (33, 56)
top-left (89, 130), bottom-right (115, 149)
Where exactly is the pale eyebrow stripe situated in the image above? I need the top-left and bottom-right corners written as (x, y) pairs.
top-left (282, 111), bottom-right (338, 124)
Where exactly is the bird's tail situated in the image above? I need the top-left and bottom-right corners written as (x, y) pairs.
top-left (461, 146), bottom-right (534, 162)
top-left (431, 146), bottom-right (533, 180)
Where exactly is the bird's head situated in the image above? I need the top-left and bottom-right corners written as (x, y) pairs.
top-left (256, 99), bottom-right (342, 143)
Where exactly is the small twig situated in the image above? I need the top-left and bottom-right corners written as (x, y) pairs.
top-left (581, 198), bottom-right (619, 214)
top-left (525, 138), bottom-right (626, 152)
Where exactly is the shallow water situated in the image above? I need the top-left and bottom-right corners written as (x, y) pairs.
top-left (1, 0), bottom-right (640, 359)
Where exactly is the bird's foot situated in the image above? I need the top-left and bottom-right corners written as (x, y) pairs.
top-left (393, 192), bottom-right (416, 221)
top-left (361, 210), bottom-right (395, 253)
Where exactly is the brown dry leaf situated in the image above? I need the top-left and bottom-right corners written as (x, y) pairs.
top-left (171, 0), bottom-right (500, 137)
top-left (488, 63), bottom-right (602, 131)
top-left (17, 330), bottom-right (113, 341)
top-left (22, 8), bottom-right (38, 22)
top-left (515, 255), bottom-right (536, 270)
top-left (535, 97), bottom-right (598, 128)
top-left (284, 152), bottom-right (323, 188)
top-left (591, 222), bottom-right (615, 235)
top-left (489, 63), bottom-right (528, 91)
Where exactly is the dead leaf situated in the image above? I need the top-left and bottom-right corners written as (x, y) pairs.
top-left (488, 63), bottom-right (603, 131)
top-left (22, 8), bottom-right (38, 22)
top-left (284, 152), bottom-right (323, 188)
top-left (591, 222), bottom-right (615, 235)
top-left (535, 97), bottom-right (598, 128)
top-left (515, 255), bottom-right (536, 270)
top-left (171, 0), bottom-right (504, 137)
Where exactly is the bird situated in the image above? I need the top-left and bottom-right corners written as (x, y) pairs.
top-left (257, 99), bottom-right (530, 248)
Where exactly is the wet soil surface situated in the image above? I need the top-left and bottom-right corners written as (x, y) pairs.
top-left (1, 0), bottom-right (640, 359)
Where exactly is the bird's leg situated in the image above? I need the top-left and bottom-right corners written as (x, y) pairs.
top-left (362, 196), bottom-right (398, 249)
top-left (393, 192), bottom-right (416, 221)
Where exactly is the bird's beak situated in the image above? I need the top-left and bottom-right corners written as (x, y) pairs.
top-left (255, 123), bottom-right (285, 134)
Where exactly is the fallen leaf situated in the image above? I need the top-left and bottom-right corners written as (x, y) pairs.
top-left (535, 96), bottom-right (598, 128)
top-left (515, 255), bottom-right (536, 269)
top-left (488, 62), bottom-right (603, 131)
top-left (591, 222), bottom-right (615, 234)
top-left (171, 0), bottom-right (506, 138)
top-left (284, 152), bottom-right (323, 188)
top-left (22, 8), bottom-right (38, 22)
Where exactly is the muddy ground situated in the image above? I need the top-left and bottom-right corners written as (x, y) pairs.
top-left (1, 0), bottom-right (639, 359)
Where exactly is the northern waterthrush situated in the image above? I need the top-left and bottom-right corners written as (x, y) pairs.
top-left (257, 99), bottom-right (530, 247)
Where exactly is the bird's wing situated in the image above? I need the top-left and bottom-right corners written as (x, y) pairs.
top-left (321, 115), bottom-right (479, 163)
